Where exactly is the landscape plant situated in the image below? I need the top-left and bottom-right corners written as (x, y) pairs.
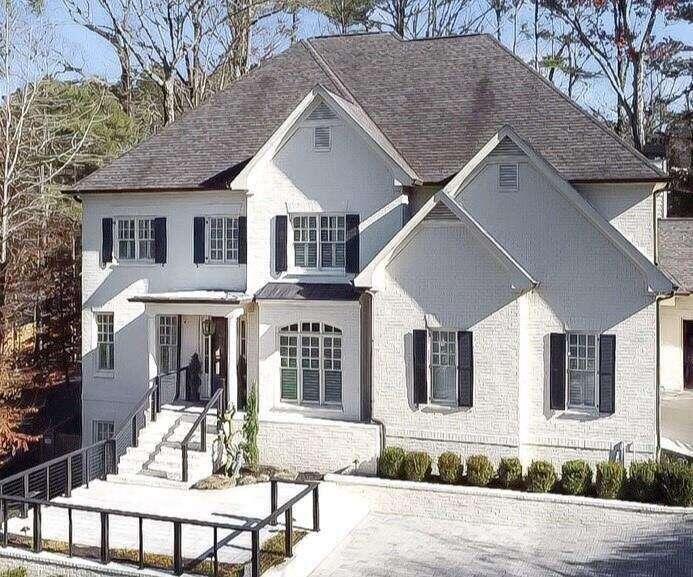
top-left (628, 460), bottom-right (660, 503)
top-left (215, 405), bottom-right (243, 477)
top-left (595, 461), bottom-right (626, 499)
top-left (242, 384), bottom-right (259, 470)
top-left (561, 460), bottom-right (593, 496)
top-left (437, 452), bottom-right (462, 484)
top-left (496, 457), bottom-right (523, 490)
top-left (466, 455), bottom-right (494, 487)
top-left (402, 451), bottom-right (432, 482)
top-left (658, 458), bottom-right (693, 507)
top-left (378, 446), bottom-right (406, 479)
top-left (525, 461), bottom-right (557, 493)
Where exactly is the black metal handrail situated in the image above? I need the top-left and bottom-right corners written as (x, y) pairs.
top-left (180, 387), bottom-right (224, 483)
top-left (0, 478), bottom-right (320, 577)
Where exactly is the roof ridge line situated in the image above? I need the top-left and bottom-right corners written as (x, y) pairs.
top-left (481, 34), bottom-right (664, 179)
top-left (302, 39), bottom-right (357, 103)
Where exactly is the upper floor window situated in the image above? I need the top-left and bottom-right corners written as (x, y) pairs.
top-left (280, 322), bottom-right (342, 406)
top-left (292, 214), bottom-right (345, 270)
top-left (96, 312), bottom-right (114, 372)
top-left (92, 420), bottom-right (114, 443)
top-left (430, 330), bottom-right (457, 404)
top-left (567, 332), bottom-right (598, 409)
top-left (158, 315), bottom-right (178, 374)
top-left (207, 216), bottom-right (238, 264)
top-left (117, 217), bottom-right (154, 261)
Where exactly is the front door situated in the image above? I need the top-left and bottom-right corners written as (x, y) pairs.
top-left (684, 321), bottom-right (693, 389)
top-left (212, 317), bottom-right (228, 398)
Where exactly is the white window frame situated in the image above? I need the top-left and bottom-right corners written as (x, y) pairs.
top-left (291, 213), bottom-right (346, 272)
top-left (498, 163), bottom-right (519, 192)
top-left (158, 315), bottom-right (179, 374)
top-left (205, 215), bottom-right (239, 264)
top-left (566, 331), bottom-right (599, 410)
top-left (428, 329), bottom-right (458, 406)
top-left (115, 216), bottom-right (155, 263)
top-left (279, 322), bottom-right (342, 408)
top-left (92, 420), bottom-right (114, 443)
top-left (313, 126), bottom-right (332, 151)
top-left (95, 312), bottom-right (114, 375)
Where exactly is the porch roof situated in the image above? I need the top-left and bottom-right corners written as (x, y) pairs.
top-left (254, 282), bottom-right (363, 301)
top-left (129, 290), bottom-right (251, 305)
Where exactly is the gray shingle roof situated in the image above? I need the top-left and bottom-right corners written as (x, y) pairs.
top-left (72, 33), bottom-right (662, 192)
top-left (658, 219), bottom-right (693, 291)
top-left (255, 282), bottom-right (362, 300)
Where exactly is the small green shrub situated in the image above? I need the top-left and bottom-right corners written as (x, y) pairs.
top-left (403, 451), bottom-right (432, 482)
top-left (466, 455), bottom-right (494, 487)
top-left (496, 457), bottom-right (523, 490)
top-left (525, 461), bottom-right (557, 493)
top-left (628, 460), bottom-right (660, 503)
top-left (437, 452), bottom-right (462, 484)
top-left (659, 459), bottom-right (693, 507)
top-left (378, 446), bottom-right (406, 479)
top-left (561, 460), bottom-right (593, 496)
top-left (1, 569), bottom-right (27, 577)
top-left (595, 461), bottom-right (626, 499)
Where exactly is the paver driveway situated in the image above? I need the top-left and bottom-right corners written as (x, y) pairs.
top-left (310, 512), bottom-right (693, 577)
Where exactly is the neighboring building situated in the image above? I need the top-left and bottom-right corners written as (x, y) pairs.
top-left (658, 217), bottom-right (693, 393)
top-left (69, 33), bottom-right (674, 473)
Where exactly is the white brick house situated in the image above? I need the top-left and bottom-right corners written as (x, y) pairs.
top-left (70, 33), bottom-right (674, 474)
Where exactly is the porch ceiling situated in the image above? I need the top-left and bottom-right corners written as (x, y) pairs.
top-left (129, 290), bottom-right (251, 305)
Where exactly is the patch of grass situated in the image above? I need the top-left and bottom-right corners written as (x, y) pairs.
top-left (6, 529), bottom-right (307, 577)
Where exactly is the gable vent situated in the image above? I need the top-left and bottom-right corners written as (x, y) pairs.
top-left (490, 137), bottom-right (524, 157)
top-left (308, 102), bottom-right (337, 121)
top-left (313, 126), bottom-right (332, 151)
top-left (425, 203), bottom-right (457, 221)
top-left (499, 164), bottom-right (519, 190)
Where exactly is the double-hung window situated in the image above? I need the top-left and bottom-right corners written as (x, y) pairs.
top-left (207, 216), bottom-right (238, 263)
top-left (158, 315), bottom-right (178, 374)
top-left (292, 214), bottom-right (345, 269)
top-left (566, 332), bottom-right (598, 409)
top-left (430, 330), bottom-right (457, 404)
top-left (92, 420), bottom-right (114, 443)
top-left (280, 322), bottom-right (342, 406)
top-left (116, 217), bottom-right (154, 261)
top-left (96, 312), bottom-right (114, 372)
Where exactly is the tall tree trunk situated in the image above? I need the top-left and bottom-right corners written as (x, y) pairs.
top-left (162, 76), bottom-right (176, 125)
top-left (533, 0), bottom-right (539, 69)
top-left (631, 52), bottom-right (647, 150)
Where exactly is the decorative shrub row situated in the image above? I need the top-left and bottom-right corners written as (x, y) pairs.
top-left (377, 447), bottom-right (693, 507)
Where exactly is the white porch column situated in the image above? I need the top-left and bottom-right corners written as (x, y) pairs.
top-left (226, 308), bottom-right (244, 411)
top-left (147, 313), bottom-right (158, 382)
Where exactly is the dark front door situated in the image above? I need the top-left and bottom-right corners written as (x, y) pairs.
top-left (685, 321), bottom-right (693, 389)
top-left (212, 317), bottom-right (228, 398)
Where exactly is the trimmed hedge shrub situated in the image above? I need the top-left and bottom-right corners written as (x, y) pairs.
top-left (497, 457), bottom-right (523, 490)
top-left (595, 461), bottom-right (626, 499)
top-left (466, 455), bottom-right (494, 487)
top-left (561, 460), bottom-right (593, 496)
top-left (0, 569), bottom-right (27, 577)
top-left (659, 459), bottom-right (693, 507)
top-left (628, 460), bottom-right (660, 503)
top-left (378, 446), bottom-right (405, 479)
top-left (525, 461), bottom-right (557, 493)
top-left (403, 451), bottom-right (432, 482)
top-left (437, 452), bottom-right (462, 484)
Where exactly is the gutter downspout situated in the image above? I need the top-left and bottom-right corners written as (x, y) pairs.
top-left (655, 291), bottom-right (676, 459)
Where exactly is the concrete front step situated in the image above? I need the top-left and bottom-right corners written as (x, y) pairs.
top-left (106, 473), bottom-right (193, 489)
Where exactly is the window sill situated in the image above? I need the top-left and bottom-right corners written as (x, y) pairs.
top-left (278, 400), bottom-right (343, 412)
top-left (286, 269), bottom-right (347, 277)
top-left (109, 261), bottom-right (160, 268)
top-left (556, 407), bottom-right (601, 420)
top-left (420, 402), bottom-right (461, 413)
top-left (201, 262), bottom-right (242, 267)
top-left (94, 371), bottom-right (115, 379)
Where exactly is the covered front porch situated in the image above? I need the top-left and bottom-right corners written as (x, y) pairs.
top-left (130, 291), bottom-right (251, 412)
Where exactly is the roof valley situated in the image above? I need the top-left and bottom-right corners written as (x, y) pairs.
top-left (302, 39), bottom-right (356, 103)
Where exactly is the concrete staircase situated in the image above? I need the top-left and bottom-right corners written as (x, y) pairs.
top-left (108, 406), bottom-right (218, 488)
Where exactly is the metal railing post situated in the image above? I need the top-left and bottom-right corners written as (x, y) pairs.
top-left (23, 475), bottom-right (29, 517)
top-left (312, 484), bottom-right (320, 531)
top-left (100, 512), bottom-right (110, 564)
top-left (270, 480), bottom-right (278, 526)
top-left (156, 376), bottom-right (161, 412)
top-left (138, 517), bottom-right (144, 570)
top-left (213, 527), bottom-right (219, 577)
top-left (46, 465), bottom-right (50, 500)
top-left (284, 507), bottom-right (293, 557)
top-left (1, 498), bottom-right (7, 548)
top-left (68, 508), bottom-right (73, 557)
top-left (131, 415), bottom-right (138, 448)
top-left (200, 420), bottom-right (206, 452)
top-left (181, 446), bottom-right (188, 483)
top-left (32, 503), bottom-right (42, 553)
top-left (101, 443), bottom-right (108, 481)
top-left (173, 521), bottom-right (183, 575)
top-left (108, 439), bottom-right (118, 476)
top-left (151, 391), bottom-right (157, 422)
top-left (66, 455), bottom-right (72, 498)
top-left (251, 529), bottom-right (260, 577)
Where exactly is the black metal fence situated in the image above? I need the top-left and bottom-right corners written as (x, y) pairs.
top-left (0, 479), bottom-right (319, 577)
top-left (181, 387), bottom-right (224, 483)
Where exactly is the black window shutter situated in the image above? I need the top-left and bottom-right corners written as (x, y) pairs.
top-left (193, 217), bottom-right (205, 264)
top-left (345, 214), bottom-right (360, 273)
top-left (154, 217), bottom-right (167, 264)
top-left (550, 333), bottom-right (566, 410)
top-left (599, 335), bottom-right (616, 414)
top-left (457, 331), bottom-right (473, 407)
top-left (238, 216), bottom-right (247, 264)
top-left (102, 218), bottom-right (113, 265)
top-left (275, 215), bottom-right (287, 273)
top-left (413, 329), bottom-right (427, 404)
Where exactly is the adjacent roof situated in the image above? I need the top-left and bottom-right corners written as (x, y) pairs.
top-left (129, 290), bottom-right (250, 304)
top-left (254, 283), bottom-right (363, 301)
top-left (355, 190), bottom-right (537, 291)
top-left (71, 33), bottom-right (663, 193)
top-left (658, 219), bottom-right (693, 293)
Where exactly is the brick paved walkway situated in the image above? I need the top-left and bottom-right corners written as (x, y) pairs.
top-left (310, 512), bottom-right (693, 577)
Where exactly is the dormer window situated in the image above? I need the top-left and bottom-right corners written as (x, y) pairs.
top-left (498, 163), bottom-right (519, 191)
top-left (313, 126), bottom-right (331, 151)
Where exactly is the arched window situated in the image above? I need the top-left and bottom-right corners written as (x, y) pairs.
top-left (279, 322), bottom-right (342, 406)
